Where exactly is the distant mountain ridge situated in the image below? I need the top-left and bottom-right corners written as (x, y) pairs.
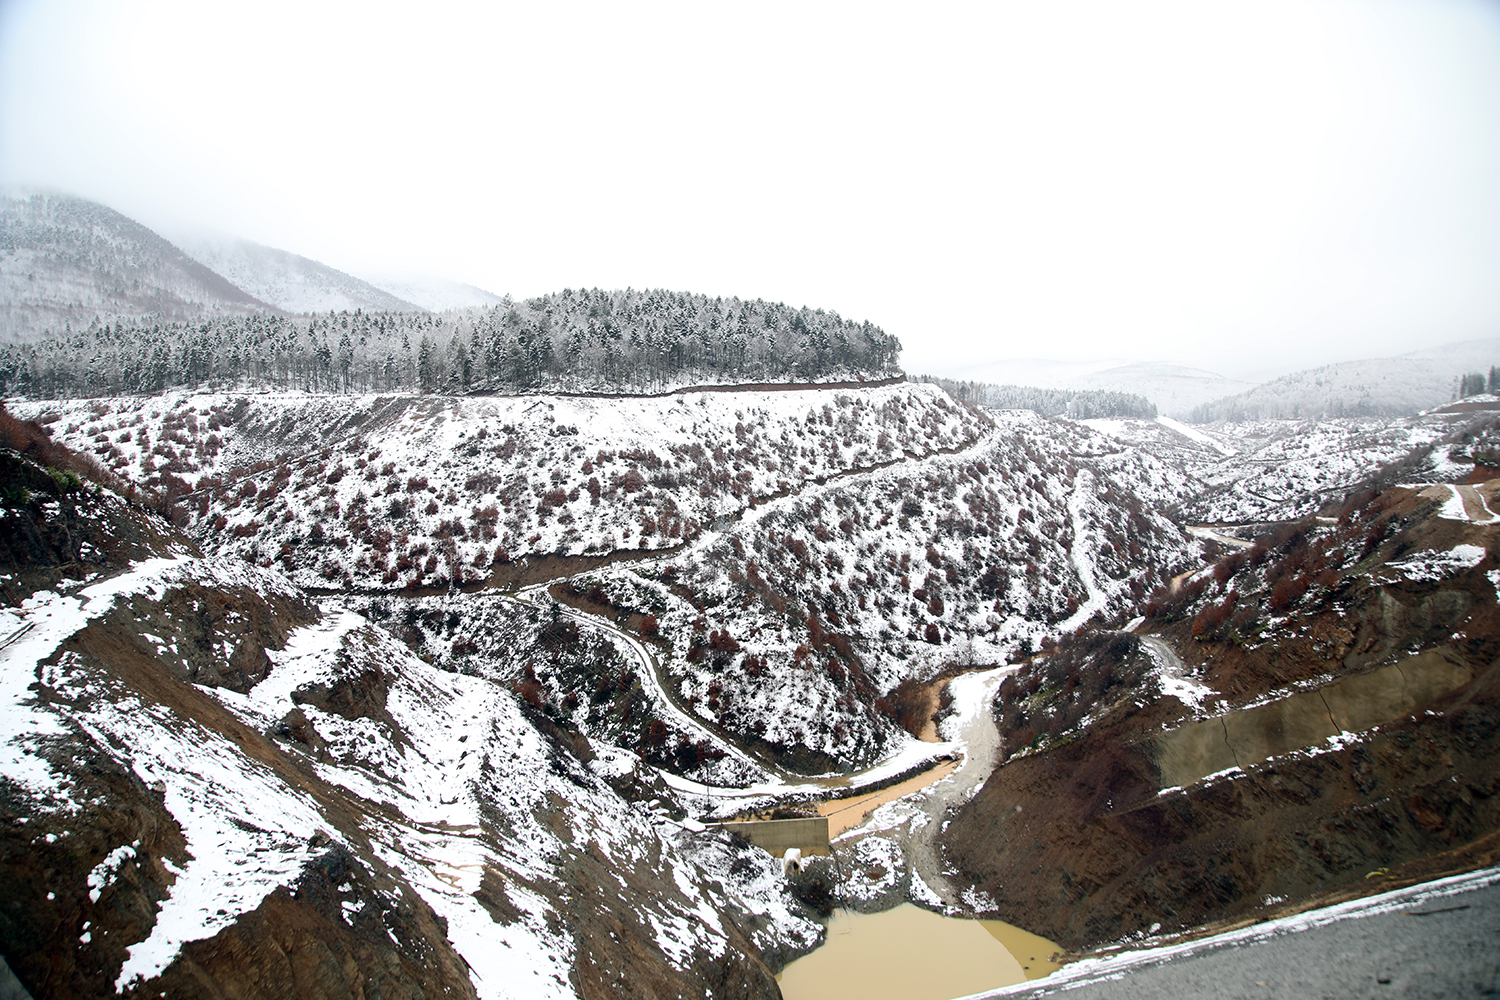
top-left (359, 272), bottom-right (507, 312)
top-left (0, 189), bottom-right (276, 342)
top-left (0, 190), bottom-right (515, 341)
top-left (1067, 362), bottom-right (1255, 419)
top-left (1189, 343), bottom-right (1500, 422)
top-left (172, 231), bottom-right (422, 314)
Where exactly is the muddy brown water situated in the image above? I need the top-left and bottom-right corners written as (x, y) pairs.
top-left (777, 904), bottom-right (1060, 1000)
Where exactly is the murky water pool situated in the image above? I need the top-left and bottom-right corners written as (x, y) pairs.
top-left (777, 903), bottom-right (1060, 1000)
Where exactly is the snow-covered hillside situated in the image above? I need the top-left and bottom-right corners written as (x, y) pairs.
top-left (0, 190), bottom-right (273, 342)
top-left (1078, 409), bottom-right (1495, 525)
top-left (0, 549), bottom-right (815, 998)
top-left (1, 286), bottom-right (903, 398)
top-left (173, 232), bottom-right (422, 314)
top-left (16, 383), bottom-right (987, 589)
top-left (17, 383), bottom-right (1199, 773)
top-left (359, 271), bottom-right (507, 312)
top-left (1190, 356), bottom-right (1463, 422)
top-left (575, 409), bottom-right (1195, 767)
top-left (1181, 412), bottom-right (1494, 523)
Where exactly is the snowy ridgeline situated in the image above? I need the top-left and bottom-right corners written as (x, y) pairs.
top-left (1189, 356), bottom-right (1499, 423)
top-left (18, 383), bottom-right (988, 588)
top-left (1, 555), bottom-right (819, 999)
top-left (19, 384), bottom-right (1200, 769)
top-left (0, 287), bottom-right (901, 398)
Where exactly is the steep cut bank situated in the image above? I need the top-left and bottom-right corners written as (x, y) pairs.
top-left (938, 480), bottom-right (1500, 951)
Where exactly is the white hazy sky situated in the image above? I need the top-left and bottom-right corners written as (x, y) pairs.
top-left (3, 0), bottom-right (1500, 382)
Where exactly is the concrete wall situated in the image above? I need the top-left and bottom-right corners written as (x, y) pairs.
top-left (713, 817), bottom-right (830, 858)
top-left (1154, 647), bottom-right (1473, 789)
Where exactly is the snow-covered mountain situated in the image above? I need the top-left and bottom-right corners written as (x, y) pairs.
top-left (359, 271), bottom-right (507, 312)
top-left (0, 190), bottom-right (274, 342)
top-left (10, 192), bottom-right (1500, 998)
top-left (1189, 351), bottom-right (1498, 423)
top-left (1402, 337), bottom-right (1500, 372)
top-left (942, 472), bottom-right (1500, 948)
top-left (8, 353), bottom-right (1500, 997)
top-left (1067, 362), bottom-right (1255, 419)
top-left (17, 382), bottom-right (1195, 773)
top-left (172, 231), bottom-right (422, 314)
top-left (0, 189), bottom-right (507, 341)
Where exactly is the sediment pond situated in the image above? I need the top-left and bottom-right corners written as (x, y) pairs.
top-left (777, 904), bottom-right (1060, 1000)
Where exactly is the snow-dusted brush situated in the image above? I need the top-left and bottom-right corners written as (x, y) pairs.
top-left (1, 414), bottom-right (822, 1000)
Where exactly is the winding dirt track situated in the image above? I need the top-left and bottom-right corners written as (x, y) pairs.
top-left (509, 584), bottom-right (966, 809)
top-left (903, 667), bottom-right (1011, 909)
top-left (437, 420), bottom-right (1013, 806)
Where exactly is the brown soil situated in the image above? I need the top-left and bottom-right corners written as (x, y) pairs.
top-left (939, 497), bottom-right (1500, 952)
top-left (941, 659), bottom-right (1500, 951)
top-left (3, 561), bottom-right (783, 1000)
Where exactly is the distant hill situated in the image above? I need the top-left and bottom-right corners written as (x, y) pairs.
top-left (0, 190), bottom-right (275, 342)
top-left (1401, 337), bottom-right (1500, 375)
top-left (935, 359), bottom-right (1254, 418)
top-left (1188, 354), bottom-right (1491, 423)
top-left (1067, 362), bottom-right (1255, 419)
top-left (173, 232), bottom-right (421, 314)
top-left (359, 271), bottom-right (507, 312)
top-left (914, 375), bottom-right (1157, 419)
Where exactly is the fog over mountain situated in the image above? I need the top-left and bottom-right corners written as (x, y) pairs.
top-left (3, 180), bottom-right (1500, 1000)
top-left (171, 231), bottom-right (422, 315)
top-left (1191, 341), bottom-right (1500, 423)
top-left (1067, 363), bottom-right (1256, 420)
top-left (0, 189), bottom-right (274, 341)
top-left (358, 271), bottom-right (507, 312)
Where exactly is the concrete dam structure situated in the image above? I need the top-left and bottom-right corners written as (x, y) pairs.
top-left (713, 817), bottom-right (831, 858)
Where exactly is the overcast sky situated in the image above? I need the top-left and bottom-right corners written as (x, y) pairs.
top-left (3, 0), bottom-right (1499, 382)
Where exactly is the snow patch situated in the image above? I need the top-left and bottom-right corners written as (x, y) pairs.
top-left (1387, 544), bottom-right (1486, 582)
top-left (88, 843), bottom-right (137, 903)
top-left (1157, 416), bottom-right (1236, 456)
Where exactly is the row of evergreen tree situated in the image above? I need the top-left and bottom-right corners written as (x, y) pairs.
top-left (0, 289), bottom-right (902, 399)
top-left (913, 376), bottom-right (1157, 420)
top-left (1457, 367), bottom-right (1499, 398)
